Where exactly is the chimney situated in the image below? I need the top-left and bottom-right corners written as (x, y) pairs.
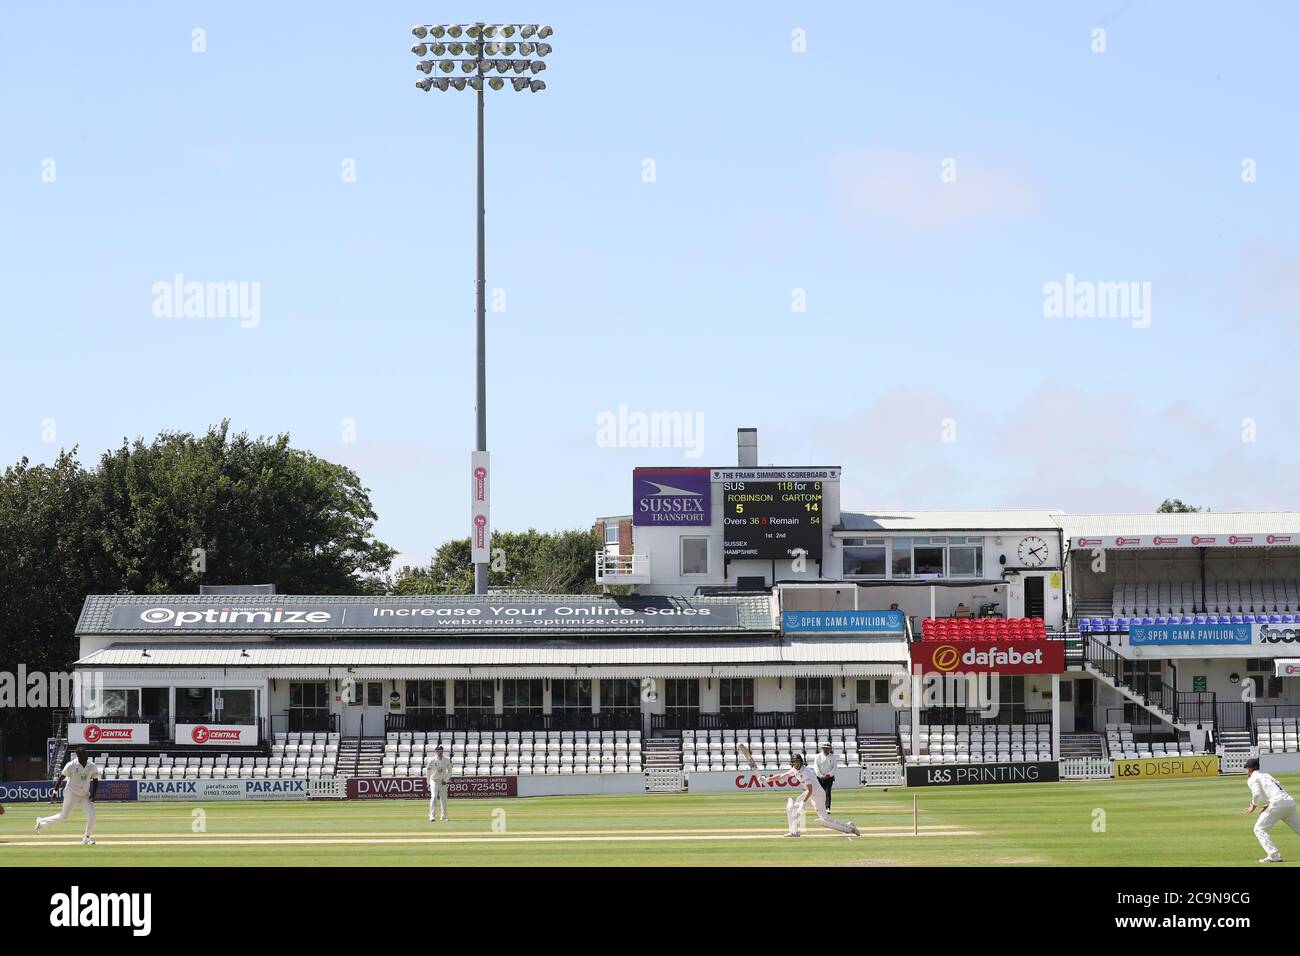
top-left (737, 428), bottom-right (757, 467)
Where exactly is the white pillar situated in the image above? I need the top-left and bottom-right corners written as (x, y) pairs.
top-left (1051, 674), bottom-right (1061, 760)
top-left (910, 671), bottom-right (921, 757)
top-left (930, 585), bottom-right (936, 621)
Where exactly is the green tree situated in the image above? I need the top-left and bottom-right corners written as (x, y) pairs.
top-left (85, 421), bottom-right (396, 594)
top-left (0, 424), bottom-right (397, 753)
top-left (1156, 498), bottom-right (1207, 513)
top-left (0, 452), bottom-right (97, 750)
top-left (392, 528), bottom-right (600, 594)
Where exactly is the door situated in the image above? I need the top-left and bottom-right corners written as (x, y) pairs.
top-left (1025, 575), bottom-right (1045, 619)
top-left (342, 681), bottom-right (387, 737)
top-left (855, 678), bottom-right (896, 733)
top-left (1074, 679), bottom-right (1094, 732)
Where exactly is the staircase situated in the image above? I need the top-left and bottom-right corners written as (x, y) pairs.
top-left (1072, 599), bottom-right (1112, 623)
top-left (1059, 733), bottom-right (1105, 759)
top-left (1217, 729), bottom-right (1253, 754)
top-left (856, 733), bottom-right (902, 765)
top-left (1070, 635), bottom-right (1214, 733)
top-left (642, 735), bottom-right (682, 770)
top-left (336, 738), bottom-right (386, 777)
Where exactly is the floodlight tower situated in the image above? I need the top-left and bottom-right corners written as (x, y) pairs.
top-left (411, 22), bottom-right (552, 594)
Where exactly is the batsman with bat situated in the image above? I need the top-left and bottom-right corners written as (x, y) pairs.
top-left (740, 746), bottom-right (859, 839)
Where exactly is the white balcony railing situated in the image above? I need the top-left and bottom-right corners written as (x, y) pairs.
top-left (595, 550), bottom-right (650, 584)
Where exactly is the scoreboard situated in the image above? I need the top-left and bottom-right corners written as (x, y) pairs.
top-left (722, 481), bottom-right (823, 560)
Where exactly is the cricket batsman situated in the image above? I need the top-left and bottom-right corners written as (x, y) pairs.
top-left (765, 753), bottom-right (860, 838)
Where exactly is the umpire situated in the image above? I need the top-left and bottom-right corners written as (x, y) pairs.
top-left (814, 741), bottom-right (838, 809)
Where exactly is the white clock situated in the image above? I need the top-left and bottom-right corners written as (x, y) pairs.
top-left (1017, 536), bottom-right (1048, 567)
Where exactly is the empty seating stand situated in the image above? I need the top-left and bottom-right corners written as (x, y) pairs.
top-left (1256, 718), bottom-right (1300, 754)
top-left (1098, 578), bottom-right (1300, 623)
top-left (381, 730), bottom-right (643, 776)
top-left (920, 618), bottom-right (1046, 641)
top-left (1104, 723), bottom-right (1196, 759)
top-left (680, 727), bottom-right (858, 773)
top-left (95, 732), bottom-right (340, 781)
top-left (900, 723), bottom-right (1052, 764)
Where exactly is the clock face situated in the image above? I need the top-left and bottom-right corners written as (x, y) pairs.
top-left (1017, 536), bottom-right (1048, 567)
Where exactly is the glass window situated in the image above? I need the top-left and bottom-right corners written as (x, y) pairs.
top-left (85, 688), bottom-right (140, 720)
top-left (914, 545), bottom-right (945, 577)
top-left (366, 683), bottom-right (383, 707)
top-left (551, 679), bottom-right (592, 713)
top-left (948, 545), bottom-right (983, 578)
top-left (290, 682), bottom-right (326, 710)
top-left (719, 678), bottom-right (754, 713)
top-left (454, 680), bottom-right (496, 713)
top-left (844, 542), bottom-right (886, 577)
top-left (176, 687), bottom-right (213, 722)
top-left (406, 680), bottom-right (447, 711)
top-left (502, 679), bottom-right (543, 714)
top-left (605, 524), bottom-right (620, 545)
top-left (855, 680), bottom-right (872, 704)
top-left (891, 538), bottom-right (913, 578)
top-left (681, 537), bottom-right (708, 575)
top-left (600, 679), bottom-right (641, 715)
top-left (795, 678), bottom-right (833, 712)
top-left (663, 679), bottom-right (699, 715)
top-left (216, 689), bottom-right (255, 725)
top-left (874, 678), bottom-right (890, 703)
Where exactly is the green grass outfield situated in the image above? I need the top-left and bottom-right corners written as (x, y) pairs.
top-left (2, 774), bottom-right (1297, 866)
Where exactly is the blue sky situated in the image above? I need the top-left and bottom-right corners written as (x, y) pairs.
top-left (3, 1), bottom-right (1299, 569)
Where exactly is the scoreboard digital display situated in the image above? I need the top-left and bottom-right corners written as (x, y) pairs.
top-left (723, 481), bottom-right (823, 560)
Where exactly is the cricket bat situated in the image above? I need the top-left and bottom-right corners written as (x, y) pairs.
top-left (737, 743), bottom-right (758, 770)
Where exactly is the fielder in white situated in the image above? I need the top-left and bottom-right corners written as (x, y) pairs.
top-left (1242, 756), bottom-right (1300, 863)
top-left (423, 745), bottom-right (452, 822)
top-left (36, 747), bottom-right (99, 845)
top-left (765, 753), bottom-right (860, 838)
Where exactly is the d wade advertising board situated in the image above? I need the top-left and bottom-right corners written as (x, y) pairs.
top-left (910, 639), bottom-right (1065, 675)
top-left (905, 761), bottom-right (1060, 787)
top-left (346, 776), bottom-right (518, 799)
top-left (632, 468), bottom-right (711, 526)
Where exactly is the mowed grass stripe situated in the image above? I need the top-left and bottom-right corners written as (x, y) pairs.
top-left (1, 775), bottom-right (1294, 866)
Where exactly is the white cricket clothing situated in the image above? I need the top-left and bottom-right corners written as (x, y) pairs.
top-left (785, 765), bottom-right (854, 835)
top-left (60, 760), bottom-right (99, 798)
top-left (814, 751), bottom-right (837, 777)
top-left (37, 792), bottom-right (97, 838)
top-left (424, 756), bottom-right (452, 820)
top-left (1248, 771), bottom-right (1293, 807)
top-left (1249, 771), bottom-right (1300, 859)
top-left (423, 756), bottom-right (452, 783)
